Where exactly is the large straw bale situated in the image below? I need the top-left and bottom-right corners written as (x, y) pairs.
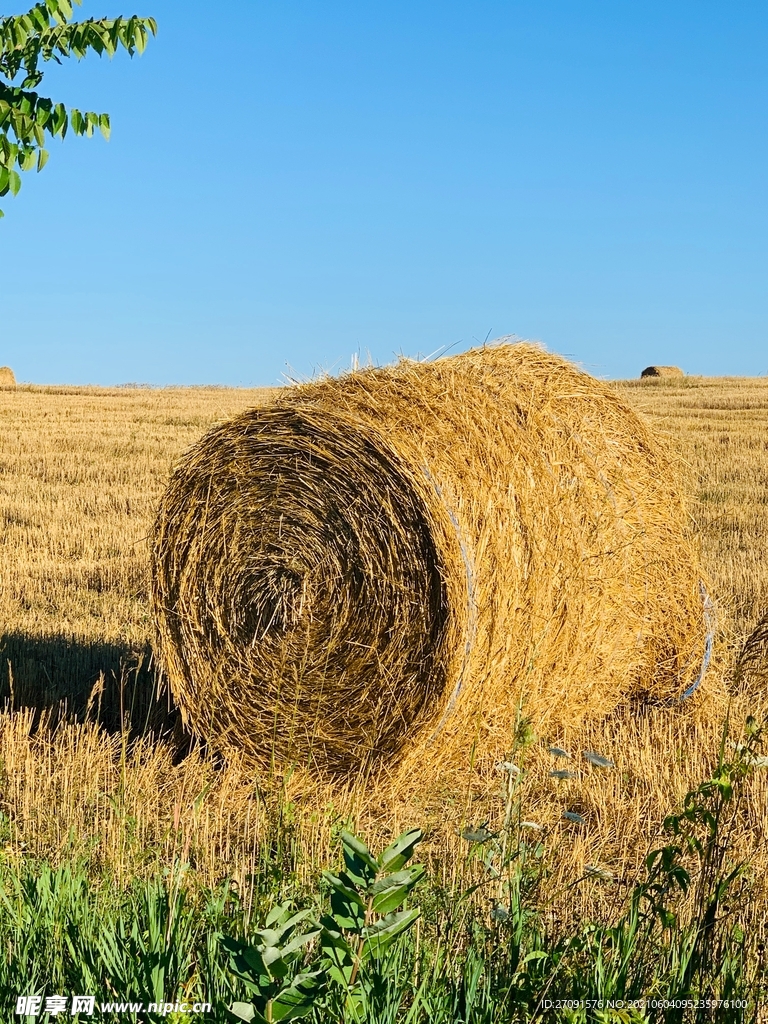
top-left (0, 366), bottom-right (16, 388)
top-left (151, 343), bottom-right (709, 783)
top-left (640, 365), bottom-right (685, 378)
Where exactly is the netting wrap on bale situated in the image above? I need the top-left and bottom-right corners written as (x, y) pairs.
top-left (151, 343), bottom-right (709, 781)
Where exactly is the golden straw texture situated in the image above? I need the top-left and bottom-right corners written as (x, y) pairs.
top-left (735, 613), bottom-right (768, 695)
top-left (151, 343), bottom-right (709, 781)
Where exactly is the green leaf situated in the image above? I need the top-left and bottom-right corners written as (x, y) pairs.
top-left (370, 866), bottom-right (425, 914)
top-left (263, 901), bottom-right (294, 929)
top-left (99, 112), bottom-right (110, 140)
top-left (340, 831), bottom-right (378, 887)
top-left (322, 871), bottom-right (366, 910)
top-left (269, 972), bottom-right (323, 1021)
top-left (8, 169), bottom-right (21, 196)
top-left (371, 883), bottom-right (412, 916)
top-left (53, 104), bottom-right (67, 137)
top-left (230, 1004), bottom-right (259, 1024)
top-left (277, 926), bottom-right (321, 961)
top-left (378, 828), bottom-right (423, 872)
top-left (19, 148), bottom-right (37, 171)
top-left (221, 936), bottom-right (269, 992)
top-left (319, 919), bottom-right (354, 967)
top-left (362, 907), bottom-right (420, 959)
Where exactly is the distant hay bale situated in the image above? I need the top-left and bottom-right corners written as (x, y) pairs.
top-left (151, 342), bottom-right (709, 782)
top-left (641, 365), bottom-right (684, 379)
top-left (0, 366), bottom-right (16, 388)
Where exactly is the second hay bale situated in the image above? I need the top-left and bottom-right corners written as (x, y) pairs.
top-left (641, 365), bottom-right (685, 378)
top-left (151, 342), bottom-right (709, 781)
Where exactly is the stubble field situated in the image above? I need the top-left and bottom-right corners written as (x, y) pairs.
top-left (1, 372), bottom-right (767, 1010)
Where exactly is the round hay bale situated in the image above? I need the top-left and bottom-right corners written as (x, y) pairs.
top-left (0, 366), bottom-right (16, 388)
top-left (151, 342), bottom-right (709, 780)
top-left (640, 365), bottom-right (684, 378)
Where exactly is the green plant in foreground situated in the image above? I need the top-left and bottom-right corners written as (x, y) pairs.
top-left (224, 828), bottom-right (424, 1023)
top-left (1, 717), bottom-right (765, 1021)
top-left (223, 903), bottom-right (323, 1023)
top-left (539, 715), bottom-right (767, 1023)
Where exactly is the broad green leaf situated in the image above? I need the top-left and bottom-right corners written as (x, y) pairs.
top-left (341, 831), bottom-right (378, 886)
top-left (318, 919), bottom-right (353, 966)
top-left (362, 907), bottom-right (420, 959)
top-left (329, 891), bottom-right (365, 930)
top-left (322, 871), bottom-right (366, 909)
top-left (221, 936), bottom-right (269, 991)
top-left (371, 883), bottom-right (412, 916)
top-left (264, 901), bottom-right (294, 929)
top-left (19, 148), bottom-right (36, 171)
top-left (277, 926), bottom-right (321, 960)
top-left (370, 866), bottom-right (425, 914)
top-left (378, 828), bottom-right (423, 871)
top-left (370, 866), bottom-right (424, 894)
top-left (99, 112), bottom-right (110, 140)
top-left (269, 972), bottom-right (323, 1021)
top-left (229, 1004), bottom-right (259, 1024)
top-left (261, 945), bottom-right (289, 972)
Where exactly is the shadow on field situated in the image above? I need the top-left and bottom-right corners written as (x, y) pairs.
top-left (0, 632), bottom-right (195, 759)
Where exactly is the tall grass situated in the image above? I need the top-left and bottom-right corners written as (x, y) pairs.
top-left (1, 715), bottom-right (765, 1021)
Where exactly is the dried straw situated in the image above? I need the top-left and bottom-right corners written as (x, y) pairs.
top-left (0, 366), bottom-right (16, 388)
top-left (735, 614), bottom-right (768, 694)
top-left (151, 343), bottom-right (709, 784)
top-left (640, 365), bottom-right (685, 378)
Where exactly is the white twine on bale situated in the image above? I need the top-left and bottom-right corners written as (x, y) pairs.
top-left (678, 582), bottom-right (716, 702)
top-left (420, 464), bottom-right (479, 740)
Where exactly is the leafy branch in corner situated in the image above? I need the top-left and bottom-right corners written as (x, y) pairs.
top-left (0, 0), bottom-right (156, 214)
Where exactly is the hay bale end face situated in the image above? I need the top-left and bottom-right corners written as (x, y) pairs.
top-left (151, 343), bottom-right (708, 782)
top-left (641, 365), bottom-right (685, 378)
top-left (0, 366), bottom-right (16, 388)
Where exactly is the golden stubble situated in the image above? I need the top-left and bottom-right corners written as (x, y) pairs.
top-left (0, 373), bottom-right (766, 926)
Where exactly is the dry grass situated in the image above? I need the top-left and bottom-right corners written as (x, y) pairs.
top-left (0, 371), bottom-right (767, 924)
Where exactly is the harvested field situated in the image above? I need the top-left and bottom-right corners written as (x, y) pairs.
top-left (0, 369), bottom-right (767, 924)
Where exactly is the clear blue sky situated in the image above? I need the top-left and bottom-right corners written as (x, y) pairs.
top-left (2, 1), bottom-right (767, 385)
